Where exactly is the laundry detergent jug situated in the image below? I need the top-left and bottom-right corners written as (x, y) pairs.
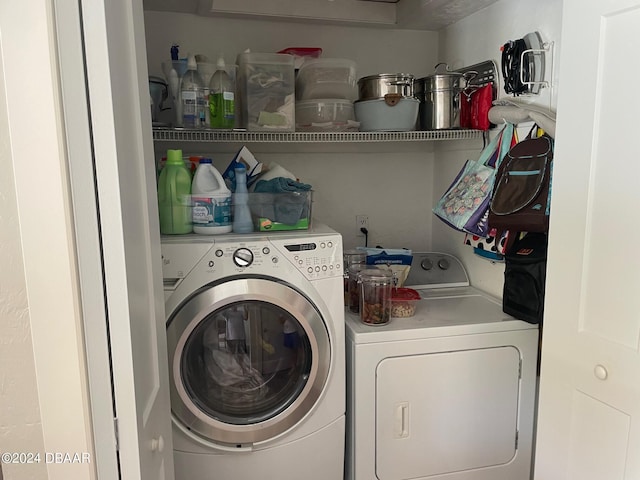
top-left (158, 149), bottom-right (192, 234)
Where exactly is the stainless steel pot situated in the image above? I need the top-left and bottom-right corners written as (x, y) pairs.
top-left (357, 73), bottom-right (415, 102)
top-left (149, 75), bottom-right (170, 124)
top-left (415, 64), bottom-right (476, 130)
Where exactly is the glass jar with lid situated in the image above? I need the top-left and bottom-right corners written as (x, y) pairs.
top-left (343, 250), bottom-right (366, 307)
top-left (358, 268), bottom-right (393, 325)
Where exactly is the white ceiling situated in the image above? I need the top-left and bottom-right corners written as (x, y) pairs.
top-left (142, 0), bottom-right (500, 31)
top-left (397, 0), bottom-right (500, 30)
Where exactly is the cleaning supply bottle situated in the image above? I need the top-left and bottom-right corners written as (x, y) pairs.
top-left (191, 158), bottom-right (232, 234)
top-left (232, 166), bottom-right (254, 233)
top-left (180, 54), bottom-right (205, 129)
top-left (157, 149), bottom-right (192, 234)
top-left (208, 55), bottom-right (235, 129)
top-left (168, 68), bottom-right (182, 127)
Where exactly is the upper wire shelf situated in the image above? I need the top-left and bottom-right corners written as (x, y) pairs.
top-left (152, 128), bottom-right (483, 143)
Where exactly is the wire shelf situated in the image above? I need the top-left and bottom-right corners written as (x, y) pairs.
top-left (152, 128), bottom-right (483, 143)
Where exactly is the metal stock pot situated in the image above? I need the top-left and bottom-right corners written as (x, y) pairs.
top-left (415, 63), bottom-right (476, 130)
top-left (357, 73), bottom-right (415, 102)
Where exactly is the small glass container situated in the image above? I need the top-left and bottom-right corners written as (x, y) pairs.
top-left (343, 250), bottom-right (366, 307)
top-left (359, 269), bottom-right (393, 326)
top-left (347, 264), bottom-right (365, 314)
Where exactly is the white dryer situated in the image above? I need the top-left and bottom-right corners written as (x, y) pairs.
top-left (161, 224), bottom-right (345, 480)
top-left (345, 252), bottom-right (539, 480)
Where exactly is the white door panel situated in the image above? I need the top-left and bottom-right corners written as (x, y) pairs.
top-left (567, 391), bottom-right (630, 480)
top-left (79, 0), bottom-right (174, 478)
top-left (535, 0), bottom-right (640, 478)
top-left (376, 347), bottom-right (520, 480)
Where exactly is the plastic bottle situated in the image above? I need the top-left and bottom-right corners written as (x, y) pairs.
top-left (168, 68), bottom-right (182, 127)
top-left (180, 54), bottom-right (205, 128)
top-left (208, 55), bottom-right (235, 129)
top-left (232, 166), bottom-right (254, 233)
top-left (191, 158), bottom-right (232, 234)
top-left (157, 149), bottom-right (192, 234)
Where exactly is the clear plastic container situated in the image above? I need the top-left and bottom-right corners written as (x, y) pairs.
top-left (236, 53), bottom-right (295, 132)
top-left (296, 58), bottom-right (358, 101)
top-left (247, 191), bottom-right (313, 232)
top-left (295, 99), bottom-right (355, 131)
top-left (359, 269), bottom-right (393, 325)
top-left (390, 287), bottom-right (421, 318)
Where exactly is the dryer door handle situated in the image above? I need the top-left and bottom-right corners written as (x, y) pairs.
top-left (394, 402), bottom-right (410, 439)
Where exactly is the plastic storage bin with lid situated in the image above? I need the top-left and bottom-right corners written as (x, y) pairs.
top-left (295, 99), bottom-right (356, 132)
top-left (236, 52), bottom-right (295, 132)
top-left (295, 58), bottom-right (357, 101)
top-left (390, 287), bottom-right (420, 318)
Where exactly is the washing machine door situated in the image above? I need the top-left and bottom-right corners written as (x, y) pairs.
top-left (166, 277), bottom-right (331, 446)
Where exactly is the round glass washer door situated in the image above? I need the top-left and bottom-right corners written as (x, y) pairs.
top-left (166, 277), bottom-right (331, 446)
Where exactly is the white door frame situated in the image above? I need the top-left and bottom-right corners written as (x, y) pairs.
top-left (0, 1), bottom-right (96, 479)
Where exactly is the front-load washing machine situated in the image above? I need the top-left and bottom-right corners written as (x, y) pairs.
top-left (161, 224), bottom-right (345, 480)
top-left (345, 252), bottom-right (539, 480)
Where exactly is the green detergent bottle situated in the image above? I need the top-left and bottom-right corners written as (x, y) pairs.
top-left (158, 149), bottom-right (192, 234)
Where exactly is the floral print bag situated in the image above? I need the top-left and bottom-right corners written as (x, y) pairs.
top-left (433, 122), bottom-right (515, 235)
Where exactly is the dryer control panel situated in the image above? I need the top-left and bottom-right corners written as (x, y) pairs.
top-left (404, 252), bottom-right (470, 289)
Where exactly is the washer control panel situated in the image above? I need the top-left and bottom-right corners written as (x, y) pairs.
top-left (197, 235), bottom-right (342, 281)
top-left (277, 236), bottom-right (342, 280)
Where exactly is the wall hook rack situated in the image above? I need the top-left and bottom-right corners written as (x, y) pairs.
top-left (518, 32), bottom-right (554, 95)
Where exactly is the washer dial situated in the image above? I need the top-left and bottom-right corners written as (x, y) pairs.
top-left (233, 248), bottom-right (254, 267)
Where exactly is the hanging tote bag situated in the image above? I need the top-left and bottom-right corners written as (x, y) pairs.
top-left (433, 122), bottom-right (515, 235)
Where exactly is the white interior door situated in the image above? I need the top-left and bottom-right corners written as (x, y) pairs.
top-left (534, 0), bottom-right (640, 478)
top-left (78, 0), bottom-right (174, 478)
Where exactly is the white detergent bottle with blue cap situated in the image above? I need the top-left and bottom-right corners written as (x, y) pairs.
top-left (232, 166), bottom-right (254, 233)
top-left (191, 158), bottom-right (232, 234)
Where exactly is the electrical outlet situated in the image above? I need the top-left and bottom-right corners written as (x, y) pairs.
top-left (356, 215), bottom-right (369, 236)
